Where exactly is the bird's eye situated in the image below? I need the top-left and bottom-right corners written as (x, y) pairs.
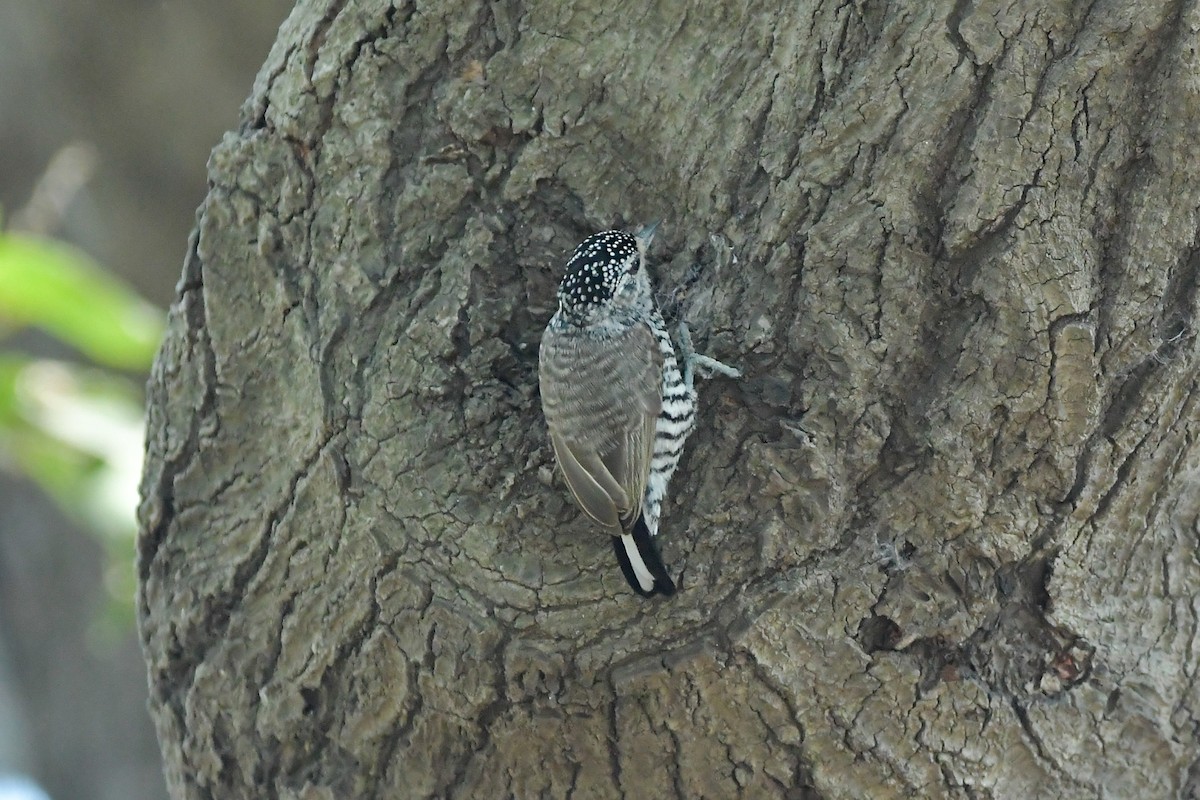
top-left (625, 258), bottom-right (639, 274)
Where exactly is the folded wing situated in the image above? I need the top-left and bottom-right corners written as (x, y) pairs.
top-left (539, 323), bottom-right (663, 536)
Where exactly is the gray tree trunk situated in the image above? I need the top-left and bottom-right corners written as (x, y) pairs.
top-left (137, 0), bottom-right (1200, 797)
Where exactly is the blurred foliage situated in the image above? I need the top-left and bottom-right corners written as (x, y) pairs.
top-left (0, 234), bottom-right (162, 369)
top-left (0, 228), bottom-right (164, 632)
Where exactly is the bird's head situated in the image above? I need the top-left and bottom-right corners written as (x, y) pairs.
top-left (555, 227), bottom-right (656, 326)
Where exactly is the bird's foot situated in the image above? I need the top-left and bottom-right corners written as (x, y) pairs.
top-left (677, 321), bottom-right (742, 387)
top-left (689, 353), bottom-right (743, 379)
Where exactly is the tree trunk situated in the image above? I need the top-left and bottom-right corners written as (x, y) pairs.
top-left (137, 0), bottom-right (1200, 797)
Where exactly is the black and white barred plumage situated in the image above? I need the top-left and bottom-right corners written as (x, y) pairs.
top-left (643, 308), bottom-right (694, 540)
top-left (539, 227), bottom-right (736, 597)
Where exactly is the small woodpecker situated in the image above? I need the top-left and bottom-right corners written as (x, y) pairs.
top-left (538, 226), bottom-right (740, 597)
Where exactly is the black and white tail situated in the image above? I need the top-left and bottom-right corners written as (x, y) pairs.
top-left (613, 515), bottom-right (677, 597)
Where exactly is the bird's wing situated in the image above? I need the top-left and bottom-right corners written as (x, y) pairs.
top-left (601, 383), bottom-right (658, 529)
top-left (539, 322), bottom-right (663, 535)
top-left (550, 432), bottom-right (626, 533)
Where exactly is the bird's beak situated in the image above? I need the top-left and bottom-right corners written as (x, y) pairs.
top-left (634, 220), bottom-right (660, 250)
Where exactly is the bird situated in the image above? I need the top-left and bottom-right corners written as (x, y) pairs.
top-left (538, 225), bottom-right (740, 597)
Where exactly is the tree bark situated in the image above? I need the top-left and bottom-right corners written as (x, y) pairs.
top-left (138, 0), bottom-right (1200, 797)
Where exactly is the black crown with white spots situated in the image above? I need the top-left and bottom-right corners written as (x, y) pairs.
top-left (557, 230), bottom-right (639, 312)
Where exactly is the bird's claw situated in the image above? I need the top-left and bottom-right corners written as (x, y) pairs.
top-left (676, 321), bottom-right (741, 388)
top-left (689, 354), bottom-right (742, 379)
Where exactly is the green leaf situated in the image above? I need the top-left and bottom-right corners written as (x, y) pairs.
top-left (0, 353), bottom-right (23, 427)
top-left (0, 233), bottom-right (164, 369)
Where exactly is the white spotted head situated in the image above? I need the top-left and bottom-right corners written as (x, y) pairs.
top-left (555, 229), bottom-right (653, 324)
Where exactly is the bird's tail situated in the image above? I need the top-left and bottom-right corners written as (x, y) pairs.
top-left (613, 516), bottom-right (677, 597)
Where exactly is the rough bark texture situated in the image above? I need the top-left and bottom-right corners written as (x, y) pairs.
top-left (138, 0), bottom-right (1200, 797)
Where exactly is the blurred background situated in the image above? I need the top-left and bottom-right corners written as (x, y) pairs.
top-left (0, 2), bottom-right (294, 798)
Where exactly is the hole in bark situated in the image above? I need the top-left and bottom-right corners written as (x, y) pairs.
top-left (856, 614), bottom-right (902, 653)
top-left (995, 554), bottom-right (1054, 609)
top-left (1025, 557), bottom-right (1053, 610)
top-left (301, 687), bottom-right (318, 716)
